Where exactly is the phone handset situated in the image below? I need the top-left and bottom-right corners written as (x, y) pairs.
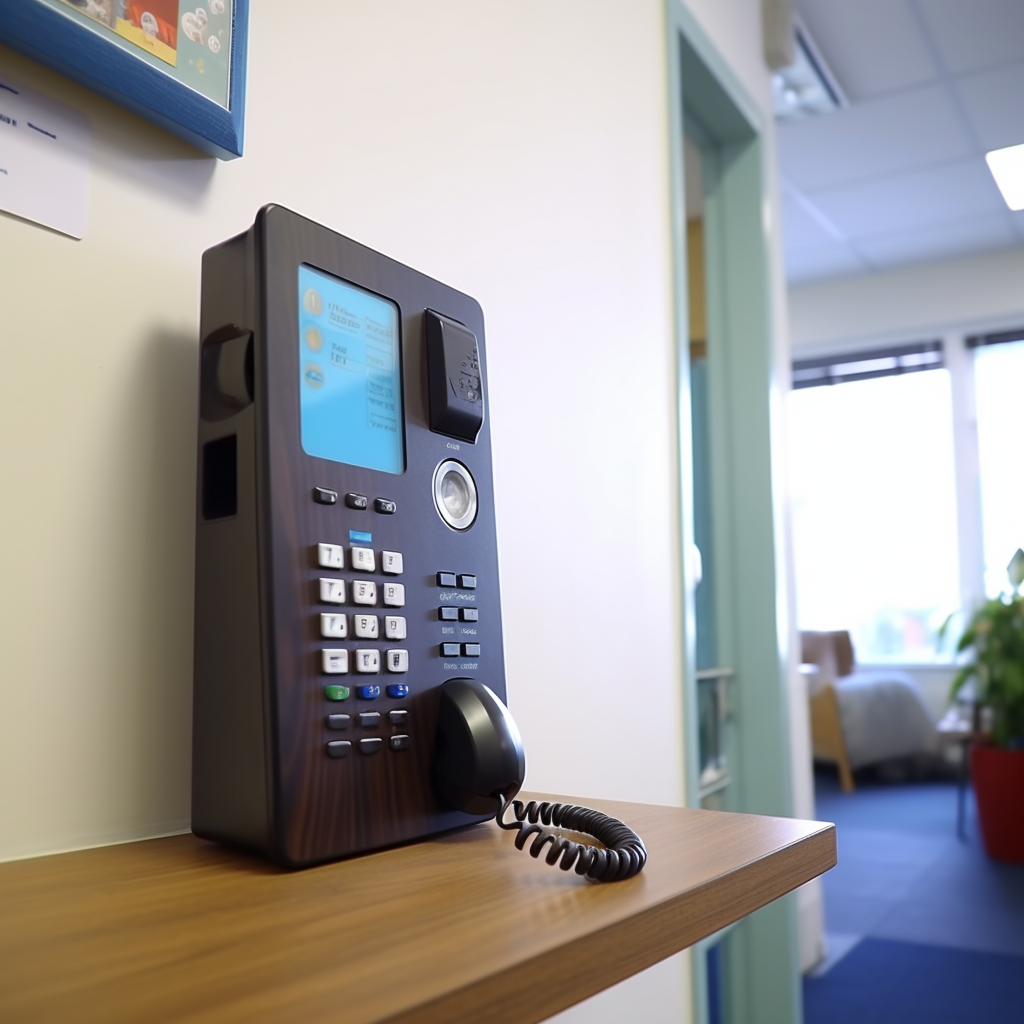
top-left (432, 680), bottom-right (648, 882)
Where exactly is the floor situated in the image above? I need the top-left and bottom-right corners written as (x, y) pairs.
top-left (804, 765), bottom-right (1024, 1023)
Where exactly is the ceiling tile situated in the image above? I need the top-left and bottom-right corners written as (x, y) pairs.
top-left (785, 243), bottom-right (868, 284)
top-left (778, 86), bottom-right (973, 190)
top-left (781, 189), bottom-right (844, 249)
top-left (917, 0), bottom-right (1024, 75)
top-left (853, 214), bottom-right (1018, 268)
top-left (954, 62), bottom-right (1024, 153)
top-left (796, 0), bottom-right (939, 100)
top-left (805, 159), bottom-right (1005, 238)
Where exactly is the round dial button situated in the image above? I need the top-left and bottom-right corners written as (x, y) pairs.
top-left (432, 460), bottom-right (478, 531)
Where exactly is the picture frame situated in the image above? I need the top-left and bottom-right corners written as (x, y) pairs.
top-left (0, 0), bottom-right (248, 159)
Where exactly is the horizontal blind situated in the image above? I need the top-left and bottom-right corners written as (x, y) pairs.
top-left (792, 341), bottom-right (943, 390)
top-left (965, 327), bottom-right (1024, 349)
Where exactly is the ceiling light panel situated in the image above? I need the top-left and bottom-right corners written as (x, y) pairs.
top-left (986, 144), bottom-right (1024, 211)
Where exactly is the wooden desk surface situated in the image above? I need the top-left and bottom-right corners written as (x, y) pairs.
top-left (0, 797), bottom-right (835, 1024)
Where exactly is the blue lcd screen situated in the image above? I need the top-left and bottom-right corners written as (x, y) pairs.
top-left (297, 264), bottom-right (404, 474)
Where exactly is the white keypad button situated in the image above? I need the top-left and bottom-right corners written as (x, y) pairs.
top-left (386, 649), bottom-right (409, 673)
top-left (317, 543), bottom-right (344, 569)
top-left (322, 650), bottom-right (349, 674)
top-left (355, 649), bottom-right (380, 674)
top-left (354, 614), bottom-right (379, 639)
top-left (382, 583), bottom-right (405, 607)
top-left (384, 615), bottom-right (407, 640)
top-left (319, 578), bottom-right (346, 604)
top-left (352, 580), bottom-right (377, 605)
top-left (381, 551), bottom-right (404, 575)
top-left (350, 546), bottom-right (376, 573)
top-left (320, 613), bottom-right (348, 638)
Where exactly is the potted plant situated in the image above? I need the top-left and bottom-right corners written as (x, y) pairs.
top-left (944, 548), bottom-right (1024, 862)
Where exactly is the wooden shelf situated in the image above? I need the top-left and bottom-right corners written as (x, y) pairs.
top-left (0, 795), bottom-right (835, 1024)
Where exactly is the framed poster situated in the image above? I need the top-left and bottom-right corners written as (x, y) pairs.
top-left (0, 0), bottom-right (248, 158)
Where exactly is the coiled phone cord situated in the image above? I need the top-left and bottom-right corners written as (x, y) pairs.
top-left (495, 795), bottom-right (648, 882)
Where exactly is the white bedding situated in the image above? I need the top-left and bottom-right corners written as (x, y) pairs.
top-left (834, 669), bottom-right (938, 769)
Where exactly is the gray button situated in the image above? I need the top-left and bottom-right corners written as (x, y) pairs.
top-left (389, 710), bottom-right (409, 725)
top-left (326, 740), bottom-right (352, 758)
top-left (462, 643), bottom-right (481, 657)
top-left (359, 712), bottom-right (381, 728)
top-left (390, 735), bottom-right (411, 751)
top-left (326, 714), bottom-right (351, 730)
top-left (359, 737), bottom-right (383, 754)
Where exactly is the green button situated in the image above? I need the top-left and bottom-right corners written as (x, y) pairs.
top-left (324, 684), bottom-right (350, 701)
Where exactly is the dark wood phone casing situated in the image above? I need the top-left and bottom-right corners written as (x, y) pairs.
top-left (192, 205), bottom-right (506, 867)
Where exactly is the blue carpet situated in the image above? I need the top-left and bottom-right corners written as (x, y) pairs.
top-left (812, 769), bottom-right (1024, 958)
top-left (805, 767), bottom-right (1024, 1022)
top-left (804, 937), bottom-right (1024, 1024)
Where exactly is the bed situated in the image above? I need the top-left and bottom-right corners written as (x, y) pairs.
top-left (800, 630), bottom-right (939, 793)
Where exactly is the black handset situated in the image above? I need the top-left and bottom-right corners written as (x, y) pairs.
top-left (435, 679), bottom-right (647, 881)
top-left (192, 206), bottom-right (645, 879)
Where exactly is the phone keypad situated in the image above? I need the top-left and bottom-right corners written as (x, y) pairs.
top-left (318, 543), bottom-right (485, 761)
top-left (316, 541), bottom-right (412, 753)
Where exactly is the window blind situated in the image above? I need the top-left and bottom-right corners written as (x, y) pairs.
top-left (965, 327), bottom-right (1024, 349)
top-left (791, 340), bottom-right (943, 390)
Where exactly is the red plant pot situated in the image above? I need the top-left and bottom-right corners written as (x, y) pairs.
top-left (971, 744), bottom-right (1024, 863)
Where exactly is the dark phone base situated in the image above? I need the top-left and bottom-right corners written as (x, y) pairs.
top-left (192, 207), bottom-right (508, 867)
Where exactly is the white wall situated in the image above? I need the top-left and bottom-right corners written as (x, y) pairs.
top-left (788, 246), bottom-right (1024, 354)
top-left (0, 1), bottom-right (783, 1020)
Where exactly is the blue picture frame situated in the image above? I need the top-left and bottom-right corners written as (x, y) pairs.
top-left (0, 0), bottom-right (248, 159)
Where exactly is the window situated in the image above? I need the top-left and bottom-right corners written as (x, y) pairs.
top-left (788, 345), bottom-right (960, 662)
top-left (972, 335), bottom-right (1024, 597)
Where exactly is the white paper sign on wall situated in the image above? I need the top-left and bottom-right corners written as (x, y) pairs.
top-left (0, 75), bottom-right (89, 239)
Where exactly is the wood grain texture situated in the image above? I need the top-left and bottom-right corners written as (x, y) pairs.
top-left (0, 796), bottom-right (836, 1024)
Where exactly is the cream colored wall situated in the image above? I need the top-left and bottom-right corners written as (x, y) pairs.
top-left (788, 245), bottom-right (1024, 353)
top-left (0, 0), bottom-right (783, 1019)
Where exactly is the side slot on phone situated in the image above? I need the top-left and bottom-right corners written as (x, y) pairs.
top-left (201, 434), bottom-right (237, 520)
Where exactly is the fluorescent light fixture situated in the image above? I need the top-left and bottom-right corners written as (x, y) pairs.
top-left (772, 18), bottom-right (847, 122)
top-left (986, 144), bottom-right (1024, 211)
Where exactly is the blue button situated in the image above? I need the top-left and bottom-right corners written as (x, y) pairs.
top-left (349, 529), bottom-right (373, 545)
top-left (386, 684), bottom-right (410, 699)
top-left (356, 685), bottom-right (381, 700)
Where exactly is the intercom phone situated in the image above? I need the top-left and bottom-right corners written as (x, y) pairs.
top-left (192, 205), bottom-right (645, 880)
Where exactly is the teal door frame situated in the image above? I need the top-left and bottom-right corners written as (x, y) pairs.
top-left (665, 4), bottom-right (799, 1024)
